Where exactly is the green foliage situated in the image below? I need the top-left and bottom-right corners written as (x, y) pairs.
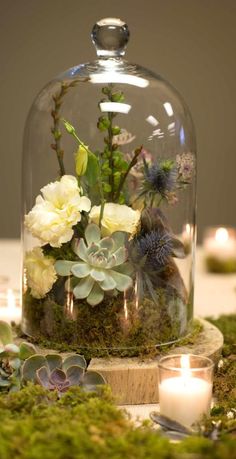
top-left (0, 381), bottom-right (235, 459)
top-left (207, 315), bottom-right (236, 407)
top-left (0, 322), bottom-right (37, 392)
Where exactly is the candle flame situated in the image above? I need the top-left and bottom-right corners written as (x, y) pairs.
top-left (180, 354), bottom-right (190, 369)
top-left (185, 224), bottom-right (191, 235)
top-left (215, 227), bottom-right (228, 244)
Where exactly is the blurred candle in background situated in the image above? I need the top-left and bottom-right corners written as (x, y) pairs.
top-left (203, 227), bottom-right (236, 273)
top-left (0, 288), bottom-right (21, 324)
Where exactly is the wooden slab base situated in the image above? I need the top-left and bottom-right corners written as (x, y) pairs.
top-left (89, 319), bottom-right (223, 404)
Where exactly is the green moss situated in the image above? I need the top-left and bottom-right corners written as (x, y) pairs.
top-left (1, 316), bottom-right (236, 458)
top-left (206, 256), bottom-right (236, 273)
top-left (207, 315), bottom-right (236, 406)
top-left (0, 382), bottom-right (235, 459)
top-left (21, 287), bottom-right (194, 358)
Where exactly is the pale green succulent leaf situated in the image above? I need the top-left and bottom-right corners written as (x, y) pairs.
top-left (77, 239), bottom-right (89, 262)
top-left (113, 246), bottom-right (127, 266)
top-left (55, 260), bottom-right (77, 276)
top-left (9, 358), bottom-right (21, 370)
top-left (36, 366), bottom-right (50, 388)
top-left (66, 365), bottom-right (84, 385)
top-left (90, 268), bottom-right (105, 282)
top-left (87, 283), bottom-right (104, 306)
top-left (100, 237), bottom-right (114, 251)
top-left (19, 342), bottom-right (37, 360)
top-left (0, 378), bottom-right (11, 387)
top-left (113, 261), bottom-right (133, 276)
top-left (110, 270), bottom-right (133, 292)
top-left (0, 321), bottom-right (13, 345)
top-left (87, 243), bottom-right (100, 256)
top-left (62, 354), bottom-right (87, 371)
top-left (21, 355), bottom-right (48, 382)
top-left (71, 262), bottom-right (90, 278)
top-left (45, 354), bottom-right (63, 372)
top-left (81, 370), bottom-right (106, 391)
top-left (73, 276), bottom-right (94, 299)
top-left (4, 343), bottom-right (20, 354)
top-left (100, 273), bottom-right (116, 291)
top-left (85, 223), bottom-right (101, 245)
top-left (106, 255), bottom-right (117, 269)
top-left (111, 231), bottom-right (127, 251)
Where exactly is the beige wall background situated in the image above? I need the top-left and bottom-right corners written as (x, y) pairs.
top-left (0, 0), bottom-right (236, 240)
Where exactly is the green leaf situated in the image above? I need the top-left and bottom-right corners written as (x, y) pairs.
top-left (62, 354), bottom-right (87, 372)
top-left (19, 342), bottom-right (37, 360)
top-left (9, 358), bottom-right (21, 370)
top-left (87, 283), bottom-right (104, 306)
top-left (85, 223), bottom-right (101, 245)
top-left (81, 370), bottom-right (106, 391)
top-left (36, 366), bottom-right (50, 388)
top-left (73, 277), bottom-right (94, 299)
top-left (55, 260), bottom-right (77, 276)
top-left (21, 355), bottom-right (47, 382)
top-left (71, 263), bottom-right (90, 278)
top-left (66, 365), bottom-right (84, 385)
top-left (45, 354), bottom-right (63, 372)
top-left (110, 270), bottom-right (133, 292)
top-left (0, 321), bottom-right (13, 345)
top-left (4, 343), bottom-right (19, 354)
top-left (85, 152), bottom-right (100, 187)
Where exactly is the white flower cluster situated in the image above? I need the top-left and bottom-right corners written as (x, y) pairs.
top-left (25, 175), bottom-right (91, 247)
top-left (24, 247), bottom-right (57, 299)
top-left (24, 175), bottom-right (141, 299)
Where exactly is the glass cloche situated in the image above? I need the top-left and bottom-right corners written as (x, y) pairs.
top-left (21, 18), bottom-right (196, 356)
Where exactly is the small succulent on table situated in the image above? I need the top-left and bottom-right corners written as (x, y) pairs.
top-left (21, 352), bottom-right (106, 394)
top-left (55, 223), bottom-right (133, 306)
top-left (0, 321), bottom-right (36, 392)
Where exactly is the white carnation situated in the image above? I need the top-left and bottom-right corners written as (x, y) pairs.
top-left (25, 247), bottom-right (57, 299)
top-left (25, 175), bottom-right (91, 247)
top-left (90, 203), bottom-right (140, 236)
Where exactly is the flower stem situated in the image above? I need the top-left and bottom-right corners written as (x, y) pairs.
top-left (51, 81), bottom-right (79, 177)
top-left (114, 146), bottom-right (143, 201)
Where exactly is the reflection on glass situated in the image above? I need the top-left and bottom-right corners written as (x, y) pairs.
top-left (164, 101), bottom-right (174, 117)
top-left (90, 73), bottom-right (149, 87)
top-left (99, 102), bottom-right (131, 113)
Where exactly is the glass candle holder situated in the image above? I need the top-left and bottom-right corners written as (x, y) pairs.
top-left (158, 354), bottom-right (214, 427)
top-left (203, 227), bottom-right (236, 273)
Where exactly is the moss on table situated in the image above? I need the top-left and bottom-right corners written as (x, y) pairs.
top-left (21, 288), bottom-right (194, 358)
top-left (1, 315), bottom-right (235, 458)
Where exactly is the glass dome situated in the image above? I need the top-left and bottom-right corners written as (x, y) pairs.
top-left (21, 18), bottom-right (196, 356)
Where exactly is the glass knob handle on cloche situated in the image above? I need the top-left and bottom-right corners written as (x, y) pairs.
top-left (91, 17), bottom-right (130, 57)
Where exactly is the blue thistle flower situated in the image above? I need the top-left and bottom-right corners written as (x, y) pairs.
top-left (145, 160), bottom-right (177, 197)
top-left (137, 229), bottom-right (173, 270)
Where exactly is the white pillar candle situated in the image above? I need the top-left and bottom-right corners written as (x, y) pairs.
top-left (0, 289), bottom-right (21, 325)
top-left (158, 355), bottom-right (213, 427)
top-left (204, 227), bottom-right (236, 261)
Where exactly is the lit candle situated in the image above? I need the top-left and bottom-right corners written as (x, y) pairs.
top-left (158, 354), bottom-right (213, 427)
top-left (204, 227), bottom-right (236, 261)
top-left (0, 289), bottom-right (21, 325)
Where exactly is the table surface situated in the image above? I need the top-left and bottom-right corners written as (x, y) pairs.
top-left (0, 239), bottom-right (235, 420)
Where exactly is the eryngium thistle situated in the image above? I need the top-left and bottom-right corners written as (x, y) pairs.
top-left (145, 161), bottom-right (177, 197)
top-left (137, 229), bottom-right (173, 269)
